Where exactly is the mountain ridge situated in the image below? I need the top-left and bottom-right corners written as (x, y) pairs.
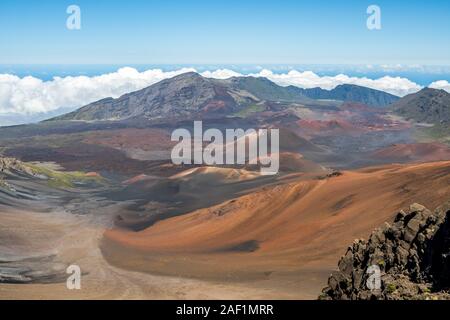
top-left (392, 87), bottom-right (450, 125)
top-left (50, 72), bottom-right (401, 122)
top-left (296, 84), bottom-right (399, 107)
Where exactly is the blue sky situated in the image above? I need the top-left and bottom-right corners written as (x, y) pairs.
top-left (1, 0), bottom-right (450, 65)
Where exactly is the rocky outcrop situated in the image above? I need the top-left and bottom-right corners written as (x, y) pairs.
top-left (321, 202), bottom-right (450, 300)
top-left (392, 87), bottom-right (450, 125)
top-left (0, 157), bottom-right (47, 199)
top-left (1, 157), bottom-right (26, 172)
top-left (0, 157), bottom-right (43, 180)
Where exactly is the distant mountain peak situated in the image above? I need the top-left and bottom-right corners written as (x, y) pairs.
top-left (49, 72), bottom-right (400, 122)
top-left (169, 71), bottom-right (205, 80)
top-left (48, 73), bottom-right (313, 122)
top-left (417, 87), bottom-right (448, 96)
top-left (392, 87), bottom-right (450, 124)
top-left (297, 83), bottom-right (399, 107)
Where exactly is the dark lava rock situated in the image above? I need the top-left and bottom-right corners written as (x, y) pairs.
top-left (320, 201), bottom-right (450, 300)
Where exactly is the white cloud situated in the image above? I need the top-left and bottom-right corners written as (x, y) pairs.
top-left (200, 69), bottom-right (241, 79)
top-left (0, 67), bottom-right (448, 118)
top-left (0, 67), bottom-right (195, 115)
top-left (242, 69), bottom-right (423, 97)
top-left (429, 80), bottom-right (450, 92)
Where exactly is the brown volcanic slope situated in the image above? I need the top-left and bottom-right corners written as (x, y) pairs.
top-left (84, 128), bottom-right (173, 152)
top-left (278, 152), bottom-right (326, 173)
top-left (372, 142), bottom-right (450, 163)
top-left (102, 161), bottom-right (450, 298)
top-left (83, 128), bottom-right (175, 161)
top-left (297, 119), bottom-right (361, 135)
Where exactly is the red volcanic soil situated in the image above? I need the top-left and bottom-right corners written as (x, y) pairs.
top-left (339, 102), bottom-right (380, 112)
top-left (277, 128), bottom-right (325, 152)
top-left (85, 172), bottom-right (101, 177)
top-left (278, 152), bottom-right (326, 173)
top-left (372, 143), bottom-right (450, 163)
top-left (123, 174), bottom-right (153, 185)
top-left (84, 128), bottom-right (174, 151)
top-left (295, 105), bottom-right (410, 137)
top-left (102, 161), bottom-right (450, 297)
top-left (297, 119), bottom-right (361, 134)
top-left (244, 151), bottom-right (327, 174)
top-left (202, 100), bottom-right (229, 113)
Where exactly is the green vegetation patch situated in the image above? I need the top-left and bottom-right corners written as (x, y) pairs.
top-left (233, 104), bottom-right (266, 118)
top-left (385, 283), bottom-right (397, 294)
top-left (27, 164), bottom-right (106, 189)
top-left (415, 124), bottom-right (450, 144)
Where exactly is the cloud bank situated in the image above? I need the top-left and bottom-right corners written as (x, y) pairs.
top-left (0, 67), bottom-right (448, 117)
top-left (429, 80), bottom-right (450, 93)
top-left (246, 70), bottom-right (423, 97)
top-left (0, 67), bottom-right (196, 115)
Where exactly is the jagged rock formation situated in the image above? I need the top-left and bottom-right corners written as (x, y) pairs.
top-left (0, 157), bottom-right (35, 175)
top-left (321, 202), bottom-right (450, 300)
